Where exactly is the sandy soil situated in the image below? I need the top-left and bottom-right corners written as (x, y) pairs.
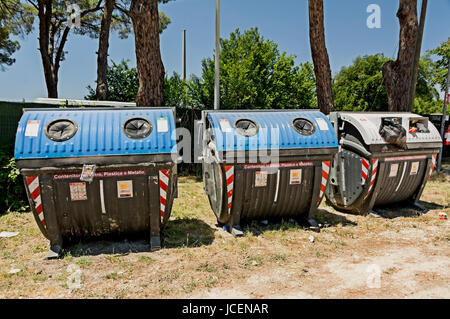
top-left (0, 173), bottom-right (448, 299)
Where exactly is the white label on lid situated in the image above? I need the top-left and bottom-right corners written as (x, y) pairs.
top-left (315, 118), bottom-right (329, 131)
top-left (219, 119), bottom-right (232, 133)
top-left (157, 117), bottom-right (169, 133)
top-left (25, 120), bottom-right (40, 137)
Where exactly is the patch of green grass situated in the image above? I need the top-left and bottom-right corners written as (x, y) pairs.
top-left (204, 275), bottom-right (219, 288)
top-left (33, 273), bottom-right (48, 283)
top-left (114, 289), bottom-right (127, 299)
top-left (243, 255), bottom-right (263, 268)
top-left (31, 245), bottom-right (46, 253)
top-left (270, 253), bottom-right (287, 262)
top-left (164, 218), bottom-right (215, 248)
top-left (309, 247), bottom-right (326, 258)
top-left (138, 255), bottom-right (155, 264)
top-left (196, 262), bottom-right (217, 273)
top-left (76, 257), bottom-right (93, 268)
top-left (105, 272), bottom-right (119, 280)
top-left (181, 276), bottom-right (197, 293)
top-left (106, 255), bottom-right (122, 264)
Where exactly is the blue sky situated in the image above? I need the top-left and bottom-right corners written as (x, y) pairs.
top-left (0, 0), bottom-right (449, 100)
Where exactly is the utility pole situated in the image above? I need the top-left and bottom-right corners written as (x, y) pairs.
top-left (437, 62), bottom-right (450, 172)
top-left (408, 0), bottom-right (428, 110)
top-left (214, 0), bottom-right (220, 110)
top-left (182, 29), bottom-right (186, 82)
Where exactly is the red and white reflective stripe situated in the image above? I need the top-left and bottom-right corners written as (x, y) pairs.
top-left (364, 159), bottom-right (379, 199)
top-left (428, 154), bottom-right (437, 179)
top-left (444, 129), bottom-right (450, 146)
top-left (317, 161), bottom-right (330, 204)
top-left (225, 166), bottom-right (234, 215)
top-left (26, 176), bottom-right (46, 227)
top-left (361, 158), bottom-right (369, 184)
top-left (159, 169), bottom-right (170, 217)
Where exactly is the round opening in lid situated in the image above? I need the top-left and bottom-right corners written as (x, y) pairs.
top-left (123, 118), bottom-right (153, 139)
top-left (45, 119), bottom-right (78, 142)
top-left (292, 118), bottom-right (315, 136)
top-left (234, 119), bottom-right (258, 137)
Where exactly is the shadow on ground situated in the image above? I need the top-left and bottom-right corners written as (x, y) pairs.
top-left (63, 239), bottom-right (150, 257)
top-left (241, 208), bottom-right (357, 236)
top-left (312, 208), bottom-right (358, 226)
top-left (60, 218), bottom-right (216, 257)
top-left (163, 217), bottom-right (216, 248)
top-left (374, 201), bottom-right (445, 219)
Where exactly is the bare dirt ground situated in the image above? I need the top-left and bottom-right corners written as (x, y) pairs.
top-left (0, 171), bottom-right (449, 299)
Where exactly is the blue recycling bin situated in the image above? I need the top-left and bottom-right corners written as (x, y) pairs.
top-left (14, 107), bottom-right (178, 257)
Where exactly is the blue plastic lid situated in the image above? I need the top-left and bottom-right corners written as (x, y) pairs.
top-left (14, 108), bottom-right (177, 160)
top-left (207, 110), bottom-right (338, 151)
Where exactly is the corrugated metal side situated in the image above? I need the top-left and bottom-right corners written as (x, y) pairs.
top-left (14, 108), bottom-right (177, 159)
top-left (207, 111), bottom-right (338, 152)
top-left (239, 166), bottom-right (315, 220)
top-left (374, 159), bottom-right (426, 205)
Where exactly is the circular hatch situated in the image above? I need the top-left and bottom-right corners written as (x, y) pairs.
top-left (234, 119), bottom-right (258, 137)
top-left (123, 118), bottom-right (153, 139)
top-left (292, 118), bottom-right (316, 136)
top-left (45, 119), bottom-right (78, 142)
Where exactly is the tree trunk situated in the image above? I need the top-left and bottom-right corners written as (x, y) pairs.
top-left (130, 0), bottom-right (165, 106)
top-left (383, 0), bottom-right (418, 112)
top-left (96, 0), bottom-right (115, 101)
top-left (308, 0), bottom-right (334, 115)
top-left (37, 0), bottom-right (58, 98)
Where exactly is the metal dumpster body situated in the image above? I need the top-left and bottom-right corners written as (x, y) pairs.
top-left (14, 108), bottom-right (178, 257)
top-left (325, 112), bottom-right (442, 215)
top-left (201, 110), bottom-right (338, 234)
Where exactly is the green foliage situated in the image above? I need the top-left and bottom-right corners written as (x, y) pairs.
top-left (0, 150), bottom-right (28, 214)
top-left (413, 97), bottom-right (443, 115)
top-left (0, 0), bottom-right (34, 69)
top-left (86, 59), bottom-right (138, 102)
top-left (426, 38), bottom-right (450, 92)
top-left (333, 54), bottom-right (389, 112)
top-left (199, 28), bottom-right (317, 110)
top-left (333, 51), bottom-right (444, 114)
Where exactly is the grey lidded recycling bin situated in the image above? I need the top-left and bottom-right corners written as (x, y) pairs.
top-left (325, 112), bottom-right (442, 215)
top-left (200, 110), bottom-right (338, 236)
top-left (14, 107), bottom-right (178, 258)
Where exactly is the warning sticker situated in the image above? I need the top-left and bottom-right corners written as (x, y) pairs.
top-left (410, 162), bottom-right (420, 175)
top-left (219, 119), bottom-right (232, 133)
top-left (25, 120), bottom-right (40, 137)
top-left (117, 180), bottom-right (133, 198)
top-left (315, 118), bottom-right (329, 131)
top-left (389, 163), bottom-right (399, 177)
top-left (255, 171), bottom-right (268, 187)
top-left (69, 182), bottom-right (87, 201)
top-left (290, 169), bottom-right (302, 185)
top-left (157, 117), bottom-right (169, 133)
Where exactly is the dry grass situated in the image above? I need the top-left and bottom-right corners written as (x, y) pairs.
top-left (0, 173), bottom-right (449, 299)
